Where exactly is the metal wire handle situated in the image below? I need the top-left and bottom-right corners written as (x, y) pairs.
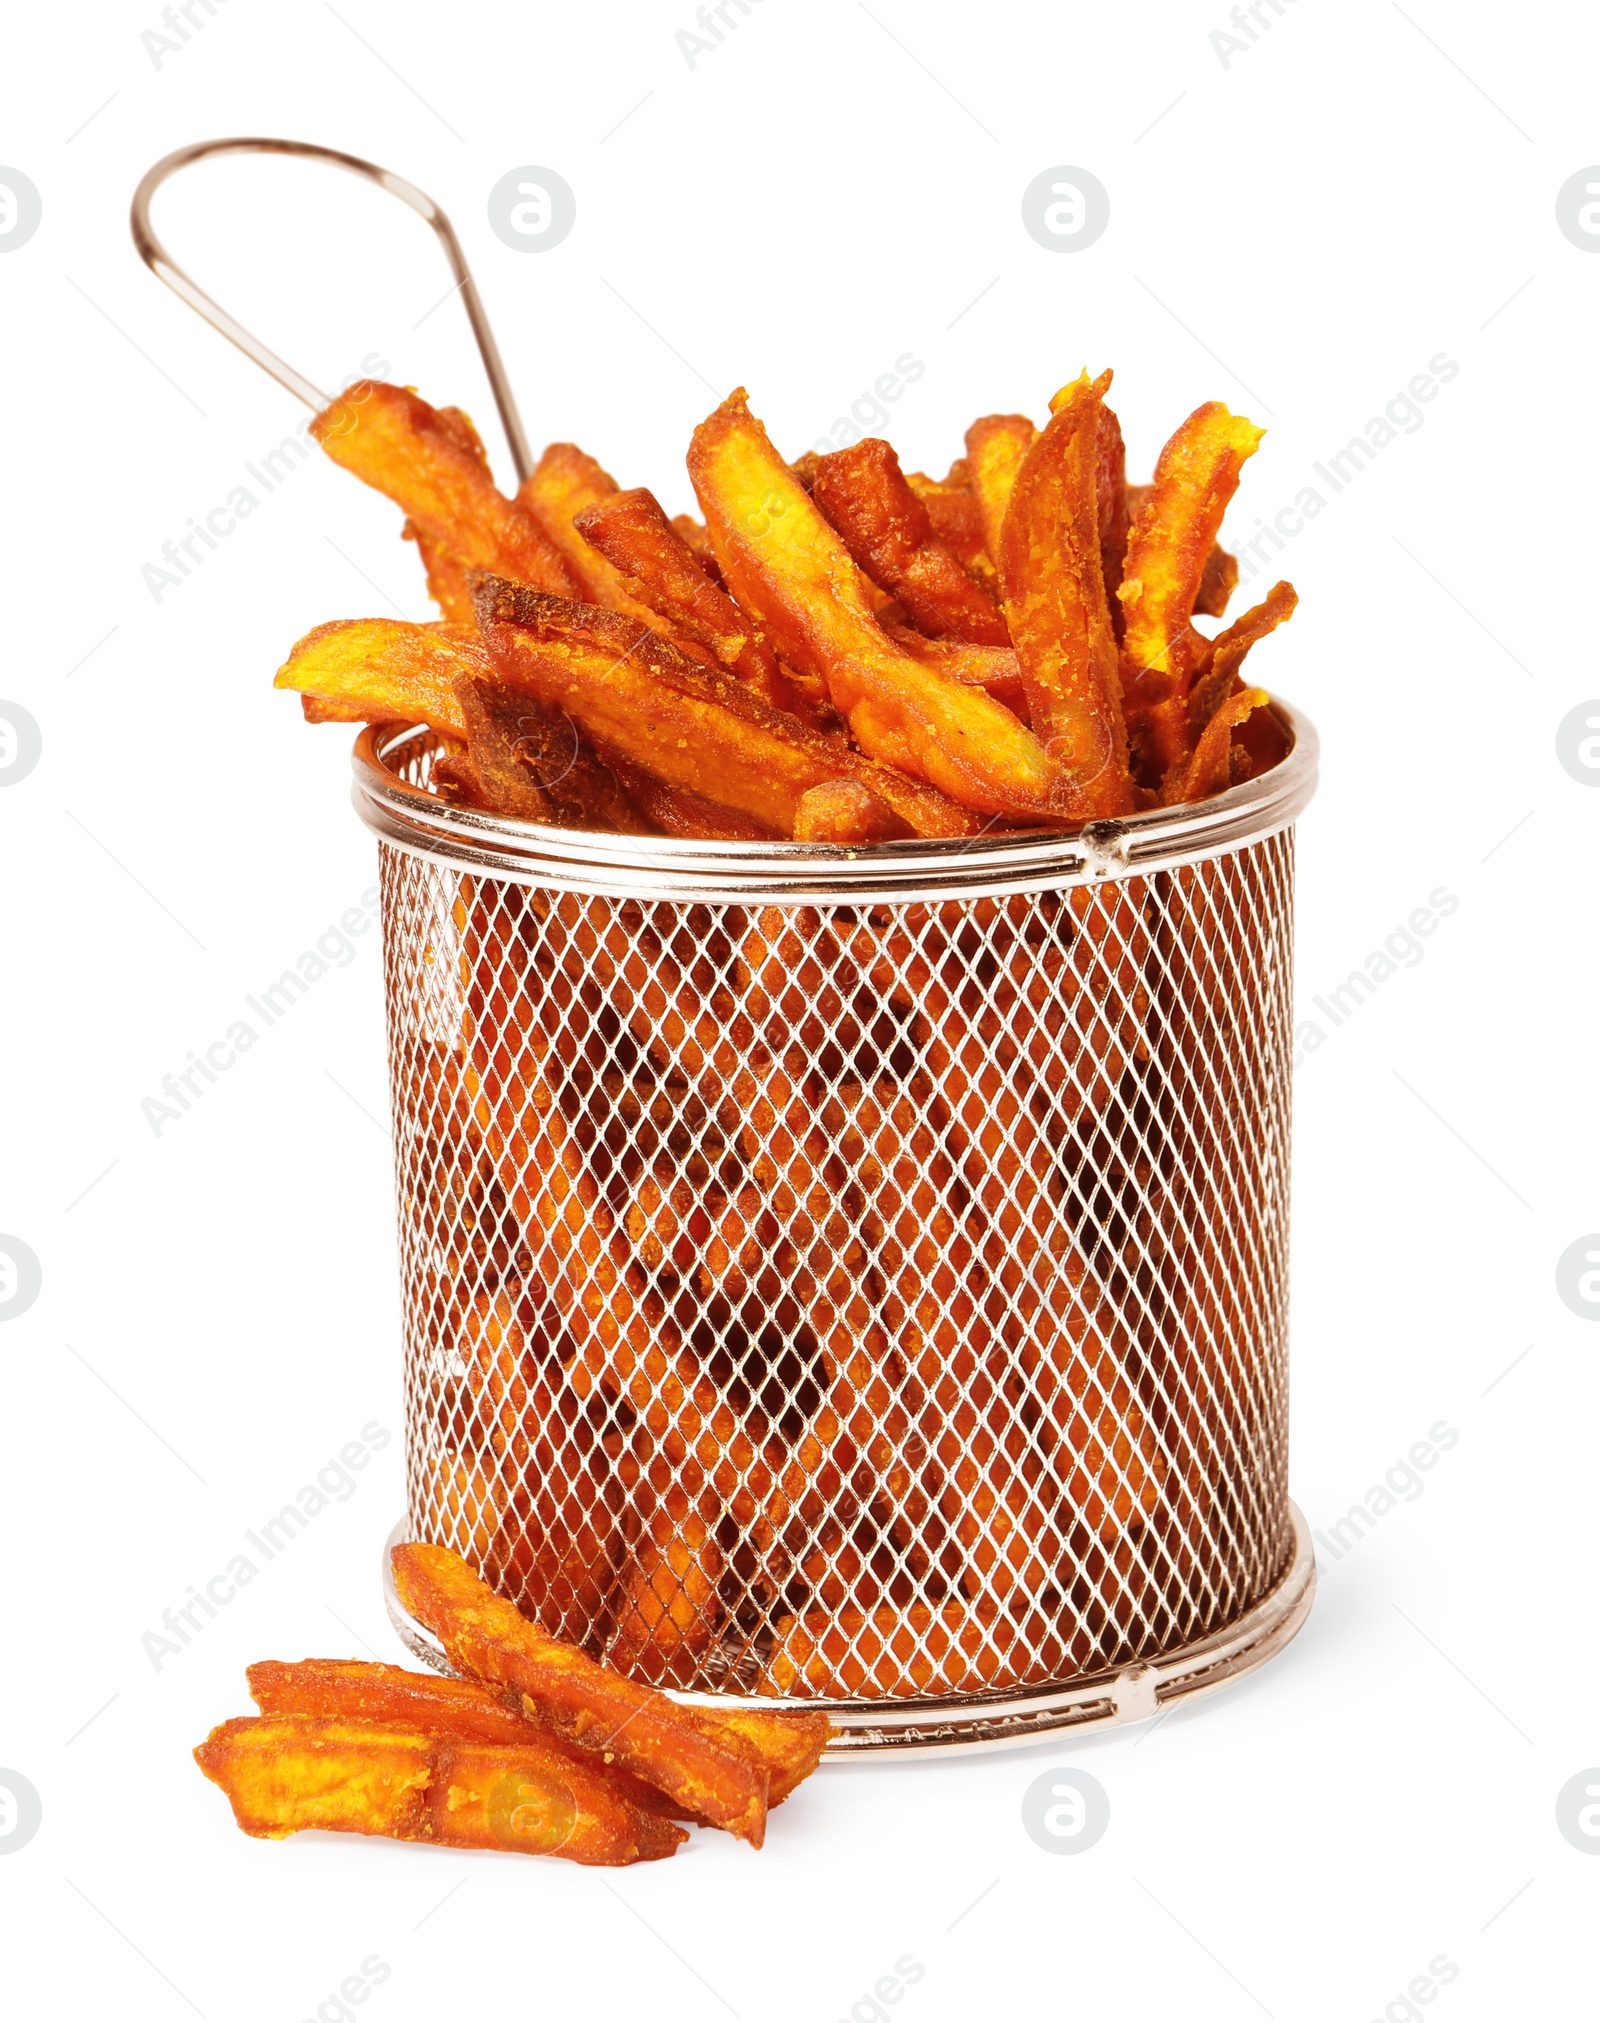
top-left (129, 137), bottom-right (533, 482)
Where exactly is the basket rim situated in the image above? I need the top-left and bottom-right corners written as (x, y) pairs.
top-left (350, 694), bottom-right (1317, 901)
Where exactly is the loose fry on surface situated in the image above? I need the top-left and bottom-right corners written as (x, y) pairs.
top-left (964, 413), bottom-right (1037, 568)
top-left (194, 1714), bottom-right (685, 1864)
top-left (687, 390), bottom-right (1072, 819)
top-left (574, 487), bottom-right (811, 715)
top-left (392, 1541), bottom-right (771, 1844)
top-left (997, 371), bottom-right (1134, 816)
top-left (312, 382), bottom-right (580, 597)
top-left (274, 618), bottom-right (481, 735)
top-left (809, 438), bottom-right (1009, 646)
top-left (1119, 401), bottom-right (1265, 781)
top-left (474, 579), bottom-right (976, 841)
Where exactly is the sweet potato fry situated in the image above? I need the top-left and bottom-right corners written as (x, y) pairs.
top-left (312, 382), bottom-right (580, 597)
top-left (998, 371), bottom-right (1134, 816)
top-left (1184, 579), bottom-right (1297, 741)
top-left (761, 1601), bottom-right (1094, 1698)
top-left (1124, 484), bottom-right (1237, 618)
top-left (453, 668), bottom-right (646, 830)
top-left (809, 439), bottom-right (1009, 646)
top-left (793, 777), bottom-right (907, 843)
top-left (274, 618), bottom-right (480, 735)
top-left (194, 1714), bottom-right (684, 1864)
top-left (517, 443), bottom-right (667, 626)
top-left (688, 390), bottom-right (1071, 819)
top-left (474, 579), bottom-right (975, 841)
top-left (402, 405), bottom-right (493, 623)
top-left (881, 627), bottom-right (1027, 715)
top-left (595, 747), bottom-right (782, 839)
top-left (392, 1541), bottom-right (770, 1844)
top-left (905, 466), bottom-right (991, 578)
top-left (1165, 688), bottom-right (1271, 805)
top-left (574, 487), bottom-right (810, 715)
top-left (964, 413), bottom-right (1037, 567)
top-left (1119, 401), bottom-right (1264, 780)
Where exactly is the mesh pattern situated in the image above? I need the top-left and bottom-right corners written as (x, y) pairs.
top-left (380, 829), bottom-right (1295, 1710)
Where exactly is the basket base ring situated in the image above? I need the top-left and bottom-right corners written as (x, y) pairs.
top-left (379, 1504), bottom-right (1315, 1758)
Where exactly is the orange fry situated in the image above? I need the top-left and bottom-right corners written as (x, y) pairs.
top-left (1125, 484), bottom-right (1237, 618)
top-left (311, 382), bottom-right (579, 597)
top-left (274, 618), bottom-right (480, 734)
top-left (1119, 401), bottom-right (1264, 780)
top-left (453, 667), bottom-right (645, 831)
top-left (605, 1485), bottom-right (724, 1685)
top-left (998, 371), bottom-right (1134, 816)
top-left (793, 777), bottom-right (906, 843)
top-left (905, 465), bottom-right (991, 578)
top-left (809, 438), bottom-right (1009, 645)
top-left (474, 580), bottom-right (975, 841)
top-left (688, 390), bottom-right (1069, 819)
top-left (1165, 687), bottom-right (1272, 805)
top-left (964, 413), bottom-right (1037, 567)
top-left (881, 627), bottom-right (1028, 714)
top-left (573, 486), bottom-right (811, 715)
top-left (516, 442), bottom-right (666, 626)
top-left (195, 1713), bottom-right (684, 1864)
top-left (761, 1602), bottom-right (1094, 1698)
top-left (392, 1541), bottom-right (770, 1845)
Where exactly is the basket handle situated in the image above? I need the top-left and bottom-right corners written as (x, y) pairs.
top-left (129, 137), bottom-right (533, 483)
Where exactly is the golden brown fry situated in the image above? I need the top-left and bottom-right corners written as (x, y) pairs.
top-left (761, 1602), bottom-right (1094, 1698)
top-left (194, 1714), bottom-right (684, 1864)
top-left (809, 439), bottom-right (1009, 646)
top-left (1119, 401), bottom-right (1264, 781)
top-left (595, 746), bottom-right (782, 839)
top-left (574, 487), bottom-right (811, 715)
top-left (792, 778), bottom-right (906, 843)
top-left (1185, 580), bottom-right (1297, 735)
top-left (964, 413), bottom-right (1037, 566)
top-left (998, 371), bottom-right (1134, 817)
top-left (453, 668), bottom-right (646, 831)
top-left (687, 390), bottom-right (1070, 819)
top-left (517, 442), bottom-right (668, 625)
top-left (703, 1707), bottom-right (830, 1806)
top-left (1165, 688), bottom-right (1271, 805)
top-left (391, 1541), bottom-right (770, 1845)
top-left (905, 467), bottom-right (991, 579)
top-left (881, 626), bottom-right (1028, 715)
top-left (274, 618), bottom-right (480, 735)
top-left (402, 406), bottom-right (493, 623)
top-left (605, 1485), bottom-right (724, 1685)
top-left (474, 580), bottom-right (975, 841)
top-left (312, 382), bottom-right (580, 596)
top-left (1124, 484), bottom-right (1237, 618)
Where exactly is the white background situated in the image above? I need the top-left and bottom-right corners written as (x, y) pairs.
top-left (1, 1), bottom-right (1595, 2017)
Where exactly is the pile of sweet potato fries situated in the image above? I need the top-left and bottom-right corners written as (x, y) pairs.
top-left (196, 1545), bottom-right (829, 1864)
top-left (277, 371), bottom-right (1295, 829)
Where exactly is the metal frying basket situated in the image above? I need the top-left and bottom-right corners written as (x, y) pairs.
top-left (363, 712), bottom-right (1318, 1754)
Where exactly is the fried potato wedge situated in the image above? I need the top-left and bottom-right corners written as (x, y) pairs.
top-left (474, 579), bottom-right (975, 841)
top-left (574, 487), bottom-right (810, 715)
top-left (688, 391), bottom-right (1070, 819)
top-left (392, 1541), bottom-right (771, 1845)
top-left (1119, 401), bottom-right (1264, 780)
top-left (274, 618), bottom-right (481, 735)
top-left (312, 382), bottom-right (580, 597)
top-left (195, 1713), bottom-right (684, 1864)
top-left (809, 438), bottom-right (1009, 646)
top-left (998, 371), bottom-right (1134, 816)
top-left (964, 413), bottom-right (1037, 567)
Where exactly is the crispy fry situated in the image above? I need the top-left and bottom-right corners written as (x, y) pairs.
top-left (1165, 688), bottom-right (1271, 805)
top-left (905, 467), bottom-right (991, 578)
top-left (792, 777), bottom-right (906, 843)
top-left (998, 371), bottom-right (1134, 816)
top-left (1125, 484), bottom-right (1237, 618)
top-left (453, 668), bottom-right (646, 830)
top-left (194, 1714), bottom-right (684, 1864)
top-left (392, 1541), bottom-right (770, 1844)
top-left (403, 406), bottom-right (493, 623)
top-left (688, 390), bottom-right (1071, 819)
top-left (474, 579), bottom-right (975, 841)
top-left (809, 439), bottom-right (1009, 645)
top-left (1184, 580), bottom-right (1297, 738)
top-left (574, 487), bottom-right (812, 715)
top-left (964, 413), bottom-right (1037, 566)
top-left (881, 627), bottom-right (1028, 714)
top-left (1119, 401), bottom-right (1264, 781)
top-left (761, 1602), bottom-right (1094, 1698)
top-left (595, 746), bottom-right (781, 839)
top-left (274, 618), bottom-right (479, 734)
top-left (312, 382), bottom-right (580, 596)
top-left (516, 442), bottom-right (668, 626)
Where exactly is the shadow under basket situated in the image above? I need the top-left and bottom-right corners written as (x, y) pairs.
top-left (359, 700), bottom-right (1319, 1756)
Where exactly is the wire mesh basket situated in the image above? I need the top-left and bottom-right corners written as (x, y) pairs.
top-left (364, 704), bottom-right (1318, 1754)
